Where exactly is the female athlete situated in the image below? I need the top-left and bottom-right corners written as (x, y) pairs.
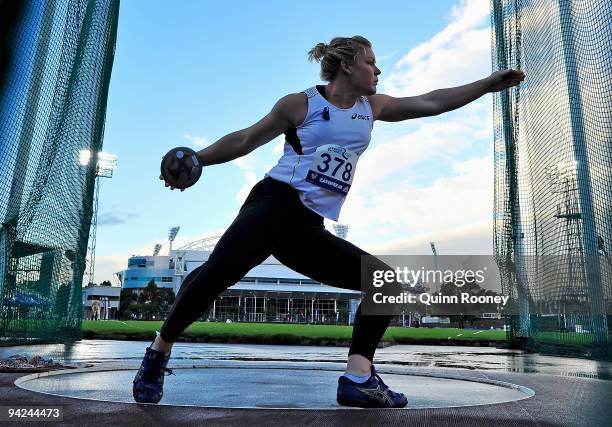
top-left (133, 35), bottom-right (524, 408)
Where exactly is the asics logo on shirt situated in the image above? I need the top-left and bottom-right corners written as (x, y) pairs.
top-left (351, 113), bottom-right (370, 121)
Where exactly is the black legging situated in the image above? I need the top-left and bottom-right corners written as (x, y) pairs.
top-left (159, 176), bottom-right (394, 361)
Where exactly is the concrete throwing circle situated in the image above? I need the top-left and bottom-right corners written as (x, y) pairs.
top-left (15, 365), bottom-right (534, 409)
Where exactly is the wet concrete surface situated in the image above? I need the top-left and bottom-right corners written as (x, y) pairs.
top-left (14, 364), bottom-right (534, 409)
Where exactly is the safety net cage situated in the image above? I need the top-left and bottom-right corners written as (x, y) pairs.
top-left (0, 0), bottom-right (119, 345)
top-left (491, 0), bottom-right (612, 359)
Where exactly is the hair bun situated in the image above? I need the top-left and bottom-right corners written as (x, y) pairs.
top-left (308, 42), bottom-right (328, 62)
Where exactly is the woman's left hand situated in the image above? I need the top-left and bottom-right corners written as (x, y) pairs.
top-left (485, 69), bottom-right (525, 92)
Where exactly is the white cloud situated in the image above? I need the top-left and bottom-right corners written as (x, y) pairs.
top-left (235, 170), bottom-right (259, 204)
top-left (342, 153), bottom-right (494, 238)
top-left (353, 97), bottom-right (492, 191)
top-left (232, 152), bottom-right (257, 171)
top-left (233, 135), bottom-right (285, 204)
top-left (368, 222), bottom-right (493, 255)
top-left (183, 133), bottom-right (210, 147)
top-left (382, 0), bottom-right (491, 96)
top-left (231, 149), bottom-right (261, 204)
top-left (94, 253), bottom-right (131, 285)
top-left (271, 139), bottom-right (285, 155)
top-left (337, 0), bottom-right (494, 255)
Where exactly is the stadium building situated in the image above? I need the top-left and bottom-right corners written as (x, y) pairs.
top-left (116, 226), bottom-right (361, 324)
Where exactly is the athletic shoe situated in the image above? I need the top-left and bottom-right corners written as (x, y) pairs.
top-left (132, 346), bottom-right (174, 404)
top-left (337, 365), bottom-right (408, 408)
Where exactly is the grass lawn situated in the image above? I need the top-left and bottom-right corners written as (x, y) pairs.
top-left (82, 320), bottom-right (506, 341)
top-left (533, 331), bottom-right (612, 346)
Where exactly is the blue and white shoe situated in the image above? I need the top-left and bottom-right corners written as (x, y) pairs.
top-left (337, 365), bottom-right (408, 408)
top-left (132, 346), bottom-right (174, 404)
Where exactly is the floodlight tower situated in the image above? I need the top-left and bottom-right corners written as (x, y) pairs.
top-left (168, 226), bottom-right (180, 252)
top-left (153, 244), bottom-right (162, 256)
top-left (82, 151), bottom-right (118, 287)
top-left (332, 224), bottom-right (349, 239)
top-left (430, 242), bottom-right (437, 257)
top-left (430, 242), bottom-right (438, 293)
top-left (168, 226), bottom-right (181, 294)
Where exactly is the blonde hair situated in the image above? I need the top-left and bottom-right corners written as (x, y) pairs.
top-left (308, 36), bottom-right (372, 81)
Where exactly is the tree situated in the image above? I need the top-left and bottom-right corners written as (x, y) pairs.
top-left (118, 288), bottom-right (138, 320)
top-left (126, 280), bottom-right (175, 321)
top-left (432, 276), bottom-right (500, 329)
top-left (225, 304), bottom-right (240, 321)
top-left (400, 281), bottom-right (430, 319)
top-left (158, 288), bottom-right (175, 317)
top-left (141, 280), bottom-right (161, 320)
top-left (265, 305), bottom-right (277, 321)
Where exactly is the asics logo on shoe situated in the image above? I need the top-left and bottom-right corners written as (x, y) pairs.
top-left (356, 384), bottom-right (394, 406)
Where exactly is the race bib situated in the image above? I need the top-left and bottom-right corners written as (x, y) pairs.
top-left (305, 144), bottom-right (358, 195)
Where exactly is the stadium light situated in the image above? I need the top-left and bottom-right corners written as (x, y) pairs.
top-left (79, 150), bottom-right (91, 166)
top-left (153, 244), bottom-right (162, 256)
top-left (96, 152), bottom-right (118, 177)
top-left (332, 224), bottom-right (349, 239)
top-left (78, 150), bottom-right (118, 178)
top-left (169, 226), bottom-right (180, 252)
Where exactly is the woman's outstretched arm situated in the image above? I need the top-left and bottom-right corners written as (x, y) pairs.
top-left (195, 93), bottom-right (305, 167)
top-left (370, 69), bottom-right (525, 122)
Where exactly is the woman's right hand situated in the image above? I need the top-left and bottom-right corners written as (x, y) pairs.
top-left (159, 174), bottom-right (184, 191)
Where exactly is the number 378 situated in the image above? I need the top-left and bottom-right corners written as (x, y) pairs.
top-left (317, 154), bottom-right (353, 181)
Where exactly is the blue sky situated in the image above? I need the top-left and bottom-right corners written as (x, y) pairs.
top-left (96, 0), bottom-right (496, 283)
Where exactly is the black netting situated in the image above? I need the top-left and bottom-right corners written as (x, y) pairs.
top-left (491, 0), bottom-right (612, 359)
top-left (0, 0), bottom-right (119, 345)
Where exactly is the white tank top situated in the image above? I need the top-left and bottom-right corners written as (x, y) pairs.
top-left (265, 86), bottom-right (374, 221)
